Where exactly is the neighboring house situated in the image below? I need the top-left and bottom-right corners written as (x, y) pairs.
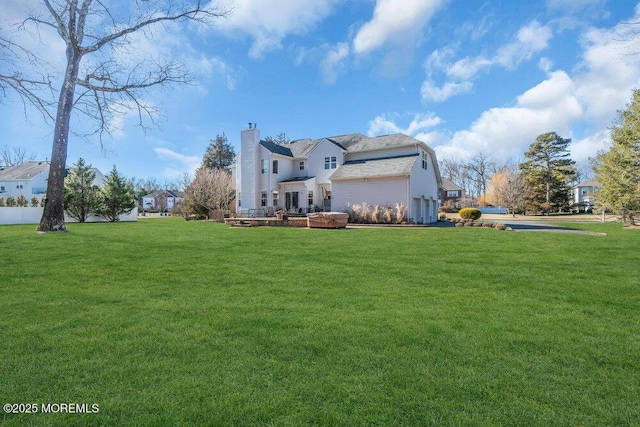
top-left (0, 161), bottom-right (50, 201)
top-left (231, 125), bottom-right (442, 224)
top-left (440, 178), bottom-right (465, 208)
top-left (0, 161), bottom-right (105, 203)
top-left (573, 177), bottom-right (598, 212)
top-left (142, 190), bottom-right (184, 212)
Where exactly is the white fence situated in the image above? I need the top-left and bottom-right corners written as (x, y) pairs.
top-left (0, 207), bottom-right (138, 225)
top-left (477, 207), bottom-right (508, 214)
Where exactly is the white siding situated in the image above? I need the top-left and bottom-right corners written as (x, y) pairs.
top-left (408, 152), bottom-right (439, 224)
top-left (331, 176), bottom-right (408, 213)
top-left (306, 141), bottom-right (345, 184)
top-left (239, 128), bottom-right (260, 211)
top-left (345, 146), bottom-right (416, 162)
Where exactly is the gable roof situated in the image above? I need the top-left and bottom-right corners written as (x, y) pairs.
top-left (0, 161), bottom-right (50, 180)
top-left (575, 177), bottom-right (598, 188)
top-left (329, 154), bottom-right (418, 181)
top-left (441, 178), bottom-right (463, 191)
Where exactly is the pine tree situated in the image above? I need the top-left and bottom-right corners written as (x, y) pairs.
top-left (64, 158), bottom-right (101, 222)
top-left (96, 166), bottom-right (136, 222)
top-left (519, 132), bottom-right (575, 214)
top-left (202, 133), bottom-right (235, 170)
top-left (593, 89), bottom-right (640, 225)
top-left (264, 132), bottom-right (291, 146)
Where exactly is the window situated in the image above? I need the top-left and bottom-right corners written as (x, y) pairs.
top-left (308, 191), bottom-right (313, 207)
top-left (261, 191), bottom-right (267, 207)
top-left (0, 185), bottom-right (5, 192)
top-left (261, 159), bottom-right (268, 174)
top-left (422, 151), bottom-right (428, 170)
top-left (299, 161), bottom-right (305, 171)
top-left (447, 190), bottom-right (458, 198)
top-left (16, 183), bottom-right (24, 190)
top-left (272, 191), bottom-right (279, 207)
top-left (324, 156), bottom-right (337, 169)
top-left (272, 160), bottom-right (278, 174)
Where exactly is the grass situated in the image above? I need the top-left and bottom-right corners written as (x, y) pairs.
top-left (1, 218), bottom-right (638, 426)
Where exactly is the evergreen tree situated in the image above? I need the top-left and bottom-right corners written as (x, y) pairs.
top-left (519, 132), bottom-right (575, 214)
top-left (64, 158), bottom-right (101, 222)
top-left (96, 166), bottom-right (136, 222)
top-left (202, 133), bottom-right (235, 170)
top-left (593, 89), bottom-right (640, 225)
top-left (264, 132), bottom-right (291, 145)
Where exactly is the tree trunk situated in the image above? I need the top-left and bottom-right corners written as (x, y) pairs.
top-left (37, 53), bottom-right (81, 232)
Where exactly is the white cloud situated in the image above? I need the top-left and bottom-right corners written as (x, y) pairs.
top-left (569, 129), bottom-right (609, 163)
top-left (574, 19), bottom-right (640, 127)
top-left (154, 147), bottom-right (201, 178)
top-left (447, 20), bottom-right (552, 79)
top-left (421, 80), bottom-right (473, 103)
top-left (423, 20), bottom-right (553, 103)
top-left (352, 0), bottom-right (448, 55)
top-left (367, 112), bottom-right (442, 137)
top-left (211, 0), bottom-right (340, 59)
top-left (320, 43), bottom-right (350, 85)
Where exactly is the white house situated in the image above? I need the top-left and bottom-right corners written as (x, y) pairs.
top-left (0, 161), bottom-right (106, 203)
top-left (142, 190), bottom-right (184, 212)
top-left (231, 125), bottom-right (442, 224)
top-left (0, 161), bottom-right (50, 201)
top-left (573, 177), bottom-right (598, 212)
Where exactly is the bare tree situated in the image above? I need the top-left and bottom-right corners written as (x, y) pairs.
top-left (1, 1), bottom-right (227, 232)
top-left (0, 145), bottom-right (37, 166)
top-left (490, 170), bottom-right (526, 217)
top-left (0, 34), bottom-right (55, 119)
top-left (184, 167), bottom-right (234, 219)
top-left (466, 152), bottom-right (495, 204)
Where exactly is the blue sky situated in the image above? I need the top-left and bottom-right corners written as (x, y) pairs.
top-left (1, 0), bottom-right (640, 182)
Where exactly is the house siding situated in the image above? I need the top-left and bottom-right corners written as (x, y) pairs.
top-left (346, 146), bottom-right (416, 162)
top-left (408, 154), bottom-right (439, 224)
top-left (306, 142), bottom-right (345, 184)
top-left (331, 176), bottom-right (408, 214)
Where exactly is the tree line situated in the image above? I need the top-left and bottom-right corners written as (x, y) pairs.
top-left (441, 89), bottom-right (640, 224)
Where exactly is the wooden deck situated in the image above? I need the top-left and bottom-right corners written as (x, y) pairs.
top-left (224, 216), bottom-right (308, 227)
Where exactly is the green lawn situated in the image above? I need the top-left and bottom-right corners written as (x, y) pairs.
top-left (1, 219), bottom-right (638, 426)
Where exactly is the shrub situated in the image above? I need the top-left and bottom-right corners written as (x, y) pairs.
top-left (0, 196), bottom-right (4, 207)
top-left (31, 196), bottom-right (39, 207)
top-left (459, 207), bottom-right (482, 220)
top-left (372, 205), bottom-right (381, 223)
top-left (6, 195), bottom-right (17, 207)
top-left (16, 194), bottom-right (28, 207)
